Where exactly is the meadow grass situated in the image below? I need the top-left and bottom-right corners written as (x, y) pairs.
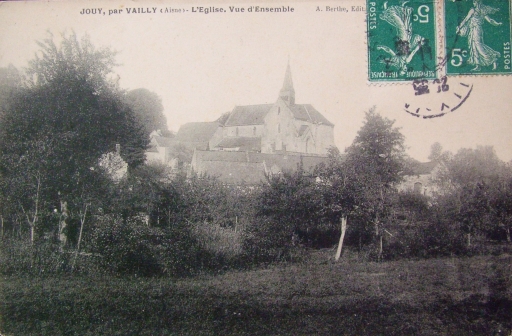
top-left (1, 250), bottom-right (510, 335)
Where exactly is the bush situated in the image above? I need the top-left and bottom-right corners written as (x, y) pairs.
top-left (242, 216), bottom-right (303, 264)
top-left (88, 215), bottom-right (205, 276)
top-left (0, 238), bottom-right (71, 275)
top-left (190, 221), bottom-right (242, 266)
top-left (384, 220), bottom-right (467, 260)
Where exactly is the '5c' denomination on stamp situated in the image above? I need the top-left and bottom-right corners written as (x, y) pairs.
top-left (367, 0), bottom-right (437, 82)
top-left (445, 0), bottom-right (512, 75)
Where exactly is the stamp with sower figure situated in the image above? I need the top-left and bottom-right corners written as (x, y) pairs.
top-left (367, 0), bottom-right (437, 82)
top-left (445, 0), bottom-right (512, 75)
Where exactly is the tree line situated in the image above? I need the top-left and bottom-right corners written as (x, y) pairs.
top-left (0, 33), bottom-right (510, 277)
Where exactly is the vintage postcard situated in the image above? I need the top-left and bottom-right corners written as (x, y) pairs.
top-left (1, 0), bottom-right (511, 334)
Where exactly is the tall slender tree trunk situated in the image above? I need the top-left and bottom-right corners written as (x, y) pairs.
top-left (71, 204), bottom-right (88, 272)
top-left (59, 200), bottom-right (68, 250)
top-left (467, 232), bottom-right (471, 247)
top-left (19, 174), bottom-right (41, 245)
top-left (335, 216), bottom-right (347, 261)
top-left (378, 235), bottom-right (383, 262)
top-left (506, 227), bottom-right (511, 243)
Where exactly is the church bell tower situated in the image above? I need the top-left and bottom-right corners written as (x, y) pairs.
top-left (279, 61), bottom-right (295, 105)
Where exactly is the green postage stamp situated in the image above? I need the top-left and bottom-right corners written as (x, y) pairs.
top-left (367, 0), bottom-right (437, 82)
top-left (445, 0), bottom-right (512, 75)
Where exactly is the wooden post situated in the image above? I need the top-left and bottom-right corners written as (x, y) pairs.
top-left (335, 216), bottom-right (347, 261)
top-left (378, 235), bottom-right (383, 262)
top-left (71, 204), bottom-right (88, 272)
top-left (59, 200), bottom-right (68, 250)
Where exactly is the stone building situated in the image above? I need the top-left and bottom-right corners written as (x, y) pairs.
top-left (400, 161), bottom-right (441, 197)
top-left (145, 62), bottom-right (336, 183)
top-left (211, 62), bottom-right (335, 155)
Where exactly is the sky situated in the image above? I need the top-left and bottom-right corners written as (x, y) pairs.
top-left (1, 0), bottom-right (512, 162)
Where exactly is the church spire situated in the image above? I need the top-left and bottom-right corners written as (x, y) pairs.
top-left (279, 59), bottom-right (295, 105)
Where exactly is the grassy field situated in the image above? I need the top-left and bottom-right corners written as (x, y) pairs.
top-left (1, 250), bottom-right (511, 335)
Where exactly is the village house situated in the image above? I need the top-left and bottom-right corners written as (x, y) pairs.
top-left (400, 161), bottom-right (442, 197)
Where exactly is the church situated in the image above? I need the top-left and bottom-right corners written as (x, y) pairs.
top-left (211, 62), bottom-right (335, 155)
top-left (146, 62), bottom-right (336, 183)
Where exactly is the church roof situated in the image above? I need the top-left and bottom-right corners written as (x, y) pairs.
top-left (175, 122), bottom-right (220, 142)
top-left (222, 103), bottom-right (333, 127)
top-left (290, 104), bottom-right (334, 126)
top-left (410, 161), bottom-right (438, 175)
top-left (224, 104), bottom-right (273, 126)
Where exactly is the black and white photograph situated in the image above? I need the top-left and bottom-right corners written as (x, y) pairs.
top-left (0, 0), bottom-right (511, 334)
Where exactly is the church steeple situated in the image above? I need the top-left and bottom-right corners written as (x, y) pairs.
top-left (279, 60), bottom-right (295, 105)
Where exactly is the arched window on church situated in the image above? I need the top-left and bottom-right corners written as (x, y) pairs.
top-left (278, 123), bottom-right (280, 133)
top-left (253, 127), bottom-right (256, 135)
top-left (278, 107), bottom-right (281, 115)
top-left (236, 127), bottom-right (239, 136)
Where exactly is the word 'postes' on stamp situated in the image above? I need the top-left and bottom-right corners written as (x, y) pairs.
top-left (445, 0), bottom-right (512, 75)
top-left (367, 0), bottom-right (437, 82)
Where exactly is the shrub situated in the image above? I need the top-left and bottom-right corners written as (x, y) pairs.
top-left (190, 221), bottom-right (243, 264)
top-left (0, 238), bottom-right (71, 275)
top-left (384, 220), bottom-right (467, 260)
top-left (242, 216), bottom-right (302, 264)
top-left (88, 214), bottom-right (205, 276)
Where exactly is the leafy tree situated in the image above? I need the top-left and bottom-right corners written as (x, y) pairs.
top-left (0, 65), bottom-right (21, 118)
top-left (256, 164), bottom-right (325, 234)
top-left (0, 32), bottom-right (147, 245)
top-left (342, 108), bottom-right (407, 260)
top-left (125, 88), bottom-right (171, 137)
top-left (458, 182), bottom-right (491, 247)
top-left (489, 170), bottom-right (512, 242)
top-left (428, 142), bottom-right (452, 163)
top-left (436, 146), bottom-right (503, 191)
top-left (315, 147), bottom-right (360, 259)
top-left (242, 159), bottom-right (336, 262)
top-left (432, 145), bottom-right (508, 246)
top-left (489, 164), bottom-right (512, 243)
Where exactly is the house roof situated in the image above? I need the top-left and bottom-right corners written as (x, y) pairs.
top-left (224, 104), bottom-right (273, 126)
top-left (410, 161), bottom-right (438, 175)
top-left (191, 150), bottom-right (328, 184)
top-left (175, 122), bottom-right (220, 142)
top-left (215, 137), bottom-right (261, 151)
top-left (290, 104), bottom-right (334, 126)
top-left (151, 136), bottom-right (175, 147)
top-left (216, 112), bottom-right (231, 126)
top-left (146, 145), bottom-right (159, 153)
